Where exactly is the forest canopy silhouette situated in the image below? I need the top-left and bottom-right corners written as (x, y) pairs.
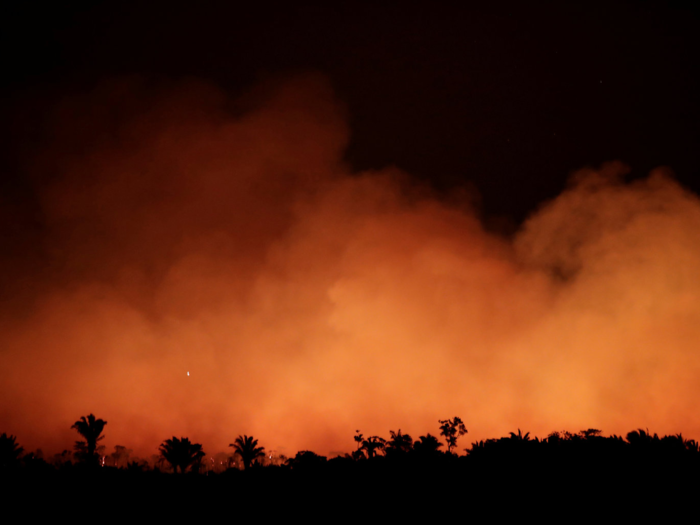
top-left (1, 74), bottom-right (700, 459)
top-left (4, 416), bottom-right (700, 482)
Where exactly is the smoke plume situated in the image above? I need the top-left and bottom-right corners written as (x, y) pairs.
top-left (1, 74), bottom-right (699, 457)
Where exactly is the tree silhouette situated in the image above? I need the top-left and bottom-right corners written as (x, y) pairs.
top-left (159, 437), bottom-right (205, 474)
top-left (71, 414), bottom-right (107, 466)
top-left (386, 429), bottom-right (413, 456)
top-left (626, 428), bottom-right (660, 448)
top-left (413, 434), bottom-right (443, 456)
top-left (0, 433), bottom-right (24, 469)
top-left (579, 428), bottom-right (602, 439)
top-left (354, 430), bottom-right (364, 451)
top-left (230, 435), bottom-right (265, 470)
top-left (351, 430), bottom-right (366, 460)
top-left (439, 417), bottom-right (468, 453)
top-left (361, 436), bottom-right (386, 459)
top-left (286, 450), bottom-right (328, 471)
top-left (108, 445), bottom-right (132, 468)
top-left (466, 439), bottom-right (496, 458)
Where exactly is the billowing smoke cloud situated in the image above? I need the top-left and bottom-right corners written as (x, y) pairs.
top-left (1, 74), bottom-right (699, 458)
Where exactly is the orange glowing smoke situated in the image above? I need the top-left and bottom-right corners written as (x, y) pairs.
top-left (1, 74), bottom-right (699, 458)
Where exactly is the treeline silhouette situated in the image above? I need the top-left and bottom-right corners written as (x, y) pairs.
top-left (4, 414), bottom-right (699, 474)
top-left (3, 415), bottom-right (700, 516)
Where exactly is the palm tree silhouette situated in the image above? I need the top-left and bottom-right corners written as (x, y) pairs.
top-left (159, 437), bottom-right (205, 473)
top-left (71, 414), bottom-right (107, 465)
top-left (230, 435), bottom-right (265, 470)
top-left (386, 429), bottom-right (413, 455)
top-left (361, 436), bottom-right (386, 458)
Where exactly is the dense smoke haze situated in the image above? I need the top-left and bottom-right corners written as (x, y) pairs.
top-left (1, 74), bottom-right (699, 458)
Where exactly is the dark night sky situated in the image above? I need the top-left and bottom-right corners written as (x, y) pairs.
top-left (2, 1), bottom-right (698, 225)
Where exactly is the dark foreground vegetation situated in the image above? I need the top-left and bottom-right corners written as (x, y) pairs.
top-left (3, 417), bottom-right (700, 517)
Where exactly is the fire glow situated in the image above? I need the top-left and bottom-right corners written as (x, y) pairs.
top-left (1, 74), bottom-right (699, 458)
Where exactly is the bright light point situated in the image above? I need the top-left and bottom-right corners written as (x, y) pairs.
top-left (187, 371), bottom-right (190, 377)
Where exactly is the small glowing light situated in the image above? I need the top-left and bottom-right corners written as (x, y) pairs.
top-left (187, 371), bottom-right (190, 376)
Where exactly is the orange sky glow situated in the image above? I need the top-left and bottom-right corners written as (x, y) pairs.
top-left (2, 74), bottom-right (699, 460)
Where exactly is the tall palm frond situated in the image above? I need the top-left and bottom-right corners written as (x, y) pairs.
top-left (71, 414), bottom-right (107, 465)
top-left (230, 435), bottom-right (265, 470)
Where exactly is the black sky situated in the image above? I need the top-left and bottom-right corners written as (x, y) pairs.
top-left (1, 1), bottom-right (698, 225)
